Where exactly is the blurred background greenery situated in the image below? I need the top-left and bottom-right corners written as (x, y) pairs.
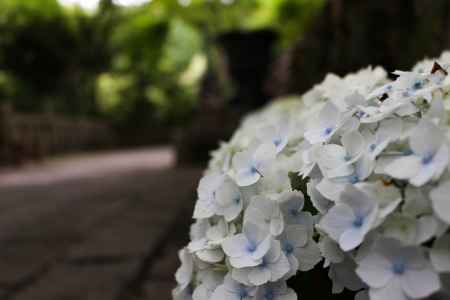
top-left (0, 0), bottom-right (324, 139)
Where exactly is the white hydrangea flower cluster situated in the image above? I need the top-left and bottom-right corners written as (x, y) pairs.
top-left (173, 51), bottom-right (450, 300)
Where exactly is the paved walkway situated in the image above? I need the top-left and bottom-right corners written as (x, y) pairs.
top-left (0, 147), bottom-right (202, 300)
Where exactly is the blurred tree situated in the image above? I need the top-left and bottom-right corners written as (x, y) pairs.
top-left (0, 0), bottom-right (324, 138)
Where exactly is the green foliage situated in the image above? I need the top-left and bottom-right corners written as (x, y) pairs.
top-left (95, 72), bottom-right (134, 120)
top-left (153, 0), bottom-right (325, 46)
top-left (103, 8), bottom-right (204, 125)
top-left (0, 0), bottom-right (110, 114)
top-left (0, 71), bottom-right (19, 101)
top-left (0, 0), bottom-right (324, 128)
top-left (274, 0), bottom-right (326, 47)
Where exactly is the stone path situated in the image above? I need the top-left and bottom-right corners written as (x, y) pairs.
top-left (0, 147), bottom-right (202, 300)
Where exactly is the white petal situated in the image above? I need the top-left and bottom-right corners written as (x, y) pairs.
top-left (318, 144), bottom-right (347, 166)
top-left (318, 144), bottom-right (354, 178)
top-left (319, 236), bottom-right (344, 264)
top-left (193, 199), bottom-right (215, 219)
top-left (285, 225), bottom-right (308, 248)
top-left (425, 98), bottom-right (448, 124)
top-left (329, 257), bottom-right (365, 292)
top-left (197, 249), bottom-right (224, 263)
top-left (195, 270), bottom-right (223, 298)
top-left (286, 255), bottom-right (299, 276)
top-left (231, 268), bottom-right (251, 285)
top-left (295, 240), bottom-right (322, 271)
top-left (308, 180), bottom-right (333, 214)
top-left (382, 215), bottom-right (417, 245)
top-left (430, 144), bottom-right (449, 180)
top-left (415, 215), bottom-right (438, 244)
top-left (316, 178), bottom-right (346, 201)
top-left (410, 163), bottom-right (439, 187)
top-left (410, 119), bottom-right (444, 157)
top-left (232, 149), bottom-right (261, 187)
top-left (329, 267), bottom-right (344, 294)
top-left (430, 181), bottom-right (450, 224)
top-left (320, 102), bottom-right (340, 128)
top-left (245, 196), bottom-right (284, 236)
top-left (222, 234), bottom-right (248, 258)
top-left (356, 253), bottom-right (393, 288)
top-left (251, 236), bottom-right (272, 261)
top-left (244, 222), bottom-right (267, 245)
top-left (378, 117), bottom-right (402, 143)
top-left (377, 198), bottom-right (402, 224)
top-left (197, 173), bottom-right (224, 198)
top-left (403, 186), bottom-right (431, 217)
top-left (211, 285), bottom-right (238, 300)
top-left (338, 115), bottom-right (360, 133)
top-left (355, 155), bottom-right (375, 181)
top-left (430, 235), bottom-right (450, 272)
top-left (229, 256), bottom-right (261, 268)
top-left (304, 127), bottom-right (330, 144)
top-left (175, 248), bottom-right (193, 286)
top-left (369, 278), bottom-right (408, 300)
top-left (318, 204), bottom-right (354, 242)
top-left (253, 142), bottom-right (277, 174)
top-left (188, 238), bottom-right (207, 252)
top-left (232, 150), bottom-right (252, 170)
top-left (401, 268), bottom-right (441, 299)
top-left (235, 168), bottom-right (261, 187)
top-left (269, 253), bottom-right (291, 281)
top-left (340, 185), bottom-right (376, 217)
top-left (339, 227), bottom-right (366, 251)
top-left (222, 202), bottom-right (243, 222)
top-left (342, 130), bottom-right (365, 160)
top-left (384, 155), bottom-right (421, 180)
top-left (206, 220), bottom-right (228, 242)
top-left (270, 217), bottom-right (285, 236)
top-left (215, 179), bottom-right (243, 221)
top-left (265, 240), bottom-right (282, 263)
top-left (249, 267), bottom-right (271, 286)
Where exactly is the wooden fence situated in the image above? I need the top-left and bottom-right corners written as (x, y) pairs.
top-left (0, 104), bottom-right (116, 166)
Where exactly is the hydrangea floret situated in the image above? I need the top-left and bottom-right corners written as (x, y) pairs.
top-left (173, 51), bottom-right (450, 300)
